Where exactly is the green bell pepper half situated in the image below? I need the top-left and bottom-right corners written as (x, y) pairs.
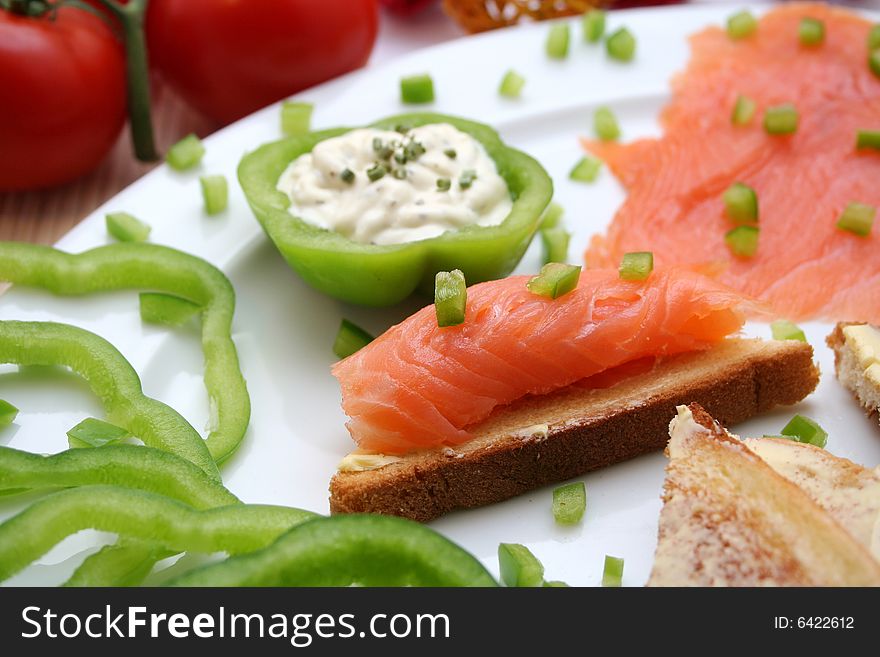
top-left (238, 112), bottom-right (553, 307)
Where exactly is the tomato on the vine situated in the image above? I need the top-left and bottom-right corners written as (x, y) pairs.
top-left (146, 0), bottom-right (380, 126)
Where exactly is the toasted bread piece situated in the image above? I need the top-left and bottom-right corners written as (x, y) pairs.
top-left (330, 338), bottom-right (818, 522)
top-left (827, 322), bottom-right (880, 423)
top-left (648, 404), bottom-right (880, 587)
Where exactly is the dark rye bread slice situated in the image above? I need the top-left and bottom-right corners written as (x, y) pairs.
top-left (329, 338), bottom-right (819, 522)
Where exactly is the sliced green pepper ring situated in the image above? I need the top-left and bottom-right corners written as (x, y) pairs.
top-left (238, 113), bottom-right (553, 307)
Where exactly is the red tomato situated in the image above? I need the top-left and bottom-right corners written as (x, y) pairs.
top-left (380, 0), bottom-right (436, 15)
top-left (0, 6), bottom-right (127, 191)
top-left (146, 0), bottom-right (380, 125)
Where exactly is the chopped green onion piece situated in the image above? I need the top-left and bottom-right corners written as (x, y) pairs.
top-left (582, 9), bottom-right (606, 43)
top-left (780, 414), bottom-right (828, 448)
top-left (725, 225), bottom-right (759, 258)
top-left (569, 156), bottom-right (602, 183)
top-left (723, 182), bottom-right (759, 224)
top-left (763, 104), bottom-right (799, 135)
top-left (444, 148), bottom-right (457, 159)
top-left (594, 106), bottom-right (621, 141)
top-left (400, 74), bottom-right (434, 104)
top-left (552, 482), bottom-right (586, 525)
top-left (726, 10), bottom-right (757, 40)
top-left (499, 70), bottom-right (526, 98)
top-left (392, 168), bottom-right (407, 180)
top-left (799, 17), bottom-right (824, 46)
top-left (166, 133), bottom-right (205, 171)
top-left (731, 94), bottom-right (756, 125)
top-left (618, 251), bottom-right (654, 281)
top-left (67, 418), bottom-right (129, 449)
top-left (280, 101), bottom-right (313, 136)
top-left (541, 202), bottom-right (564, 230)
top-left (139, 292), bottom-right (201, 327)
top-left (333, 319), bottom-right (374, 359)
top-left (498, 543), bottom-right (544, 587)
top-left (366, 164), bottom-right (386, 182)
top-left (541, 227), bottom-right (570, 266)
top-left (545, 23), bottom-right (570, 60)
top-left (771, 320), bottom-right (806, 342)
top-left (105, 212), bottom-right (150, 243)
top-left (602, 555), bottom-right (624, 587)
top-left (527, 263), bottom-right (581, 300)
top-left (459, 169), bottom-right (477, 190)
top-left (871, 49), bottom-right (880, 79)
top-left (870, 25), bottom-right (880, 50)
top-left (435, 269), bottom-right (467, 328)
top-left (543, 580), bottom-right (570, 587)
top-left (436, 178), bottom-right (451, 192)
top-left (836, 202), bottom-right (876, 237)
top-left (856, 130), bottom-right (880, 151)
top-left (606, 27), bottom-right (636, 62)
top-left (340, 168), bottom-right (356, 184)
top-left (0, 399), bottom-right (18, 429)
top-left (199, 174), bottom-right (228, 216)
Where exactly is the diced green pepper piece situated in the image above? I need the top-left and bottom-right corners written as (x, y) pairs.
top-left (499, 70), bottom-right (526, 99)
top-left (166, 134), bottom-right (205, 171)
top-left (569, 156), bottom-right (602, 183)
top-left (434, 269), bottom-right (467, 328)
top-left (105, 212), bottom-right (151, 243)
top-left (780, 414), bottom-right (828, 448)
top-left (602, 555), bottom-right (624, 587)
top-left (333, 319), bottom-right (374, 360)
top-left (727, 10), bottom-right (757, 40)
top-left (67, 418), bottom-right (130, 449)
top-left (540, 202), bottom-right (565, 230)
top-left (139, 292), bottom-right (202, 327)
top-left (870, 25), bottom-right (880, 50)
top-left (723, 182), bottom-right (759, 224)
top-left (764, 103), bottom-right (799, 135)
top-left (200, 175), bottom-right (228, 216)
top-left (541, 227), bottom-right (570, 266)
top-left (618, 251), bottom-right (653, 281)
top-left (400, 74), bottom-right (434, 104)
top-left (498, 543), bottom-right (544, 587)
top-left (583, 9), bottom-right (606, 43)
top-left (552, 481), bottom-right (586, 525)
top-left (870, 49), bottom-right (880, 79)
top-left (594, 106), bottom-right (621, 141)
top-left (856, 130), bottom-right (880, 151)
top-left (606, 27), bottom-right (636, 62)
top-left (280, 101), bottom-right (313, 136)
top-left (546, 23), bottom-right (570, 60)
top-left (799, 17), bottom-right (824, 46)
top-left (731, 95), bottom-right (756, 126)
top-left (527, 263), bottom-right (581, 299)
top-left (0, 399), bottom-right (18, 429)
top-left (836, 202), bottom-right (875, 237)
top-left (725, 225), bottom-right (759, 257)
top-left (770, 320), bottom-right (806, 342)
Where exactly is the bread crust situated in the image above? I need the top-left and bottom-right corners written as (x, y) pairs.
top-left (826, 322), bottom-right (880, 418)
top-left (330, 339), bottom-right (819, 522)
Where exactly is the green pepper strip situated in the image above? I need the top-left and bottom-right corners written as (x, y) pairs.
top-left (167, 514), bottom-right (498, 587)
top-left (0, 485), bottom-right (317, 583)
top-left (65, 540), bottom-right (173, 588)
top-left (0, 242), bottom-right (249, 464)
top-left (0, 321), bottom-right (218, 480)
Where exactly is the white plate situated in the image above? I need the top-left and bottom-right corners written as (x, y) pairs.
top-left (2, 4), bottom-right (879, 587)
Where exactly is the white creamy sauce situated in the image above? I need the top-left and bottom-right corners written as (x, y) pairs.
top-left (276, 123), bottom-right (513, 245)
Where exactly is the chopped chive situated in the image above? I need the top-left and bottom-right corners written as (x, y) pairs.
top-left (569, 156), bottom-right (602, 183)
top-left (771, 319), bottom-right (807, 342)
top-left (552, 482), bottom-right (586, 525)
top-left (726, 10), bottom-right (757, 40)
top-left (602, 555), bottom-right (624, 587)
top-left (731, 94), bottom-right (756, 125)
top-left (459, 170), bottom-right (477, 190)
top-left (139, 292), bottom-right (201, 327)
top-left (606, 27), bottom-right (636, 62)
top-left (435, 269), bottom-right (467, 328)
top-left (366, 164), bottom-right (386, 182)
top-left (371, 137), bottom-right (383, 153)
top-left (725, 225), bottom-right (759, 258)
top-left (780, 414), bottom-right (827, 448)
top-left (856, 130), bottom-right (880, 151)
top-left (543, 580), bottom-right (570, 587)
top-left (444, 148), bottom-right (457, 159)
top-left (395, 124), bottom-right (411, 135)
top-left (404, 140), bottom-right (426, 161)
top-left (392, 168), bottom-right (407, 180)
top-left (67, 418), bottom-right (129, 449)
top-left (594, 106), bottom-right (621, 141)
top-left (836, 202), bottom-right (875, 237)
top-left (166, 133), bottom-right (205, 171)
top-left (527, 263), bottom-right (581, 299)
top-left (436, 178), bottom-right (451, 192)
top-left (333, 319), bottom-right (374, 359)
top-left (541, 226), bottom-right (570, 265)
top-left (545, 23), bottom-right (570, 60)
top-left (723, 182), bottom-right (759, 224)
top-left (870, 24), bottom-right (880, 50)
top-left (280, 101), bottom-right (313, 136)
top-left (400, 74), bottom-right (434, 104)
top-left (583, 9), bottom-right (606, 43)
top-left (871, 49), bottom-right (880, 79)
top-left (619, 251), bottom-right (653, 281)
top-left (0, 399), bottom-right (18, 429)
top-left (763, 103), bottom-right (799, 135)
top-left (541, 202), bottom-right (564, 230)
top-left (106, 212), bottom-right (150, 243)
top-left (799, 17), bottom-right (824, 46)
top-left (199, 174), bottom-right (228, 215)
top-left (499, 70), bottom-right (526, 98)
top-left (498, 543), bottom-right (544, 587)
top-left (340, 168), bottom-right (356, 184)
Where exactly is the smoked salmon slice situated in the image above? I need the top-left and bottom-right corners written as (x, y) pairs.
top-left (332, 267), bottom-right (748, 455)
top-left (584, 3), bottom-right (880, 322)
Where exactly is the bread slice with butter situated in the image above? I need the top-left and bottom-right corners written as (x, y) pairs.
top-left (648, 404), bottom-right (880, 586)
top-left (330, 338), bottom-right (818, 522)
top-left (827, 322), bottom-right (880, 425)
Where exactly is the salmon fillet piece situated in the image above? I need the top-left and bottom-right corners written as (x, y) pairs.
top-left (584, 3), bottom-right (880, 322)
